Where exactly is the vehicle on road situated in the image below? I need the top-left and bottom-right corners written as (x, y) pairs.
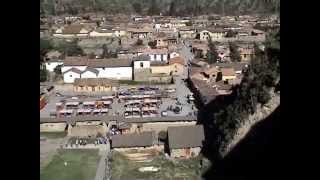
top-left (161, 111), bottom-right (168, 117)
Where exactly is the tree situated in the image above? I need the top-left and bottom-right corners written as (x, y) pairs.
top-left (147, 0), bottom-right (160, 15)
top-left (55, 39), bottom-right (83, 56)
top-left (168, 1), bottom-right (176, 16)
top-left (207, 40), bottom-right (219, 64)
top-left (185, 22), bottom-right (193, 26)
top-left (158, 131), bottom-right (167, 142)
top-left (54, 64), bottom-right (62, 75)
top-left (216, 72), bottom-right (223, 82)
top-left (148, 41), bottom-right (157, 49)
top-left (225, 30), bottom-right (237, 38)
top-left (229, 42), bottom-right (241, 62)
top-left (132, 2), bottom-right (142, 14)
top-left (40, 69), bottom-right (48, 82)
top-left (135, 39), bottom-right (143, 46)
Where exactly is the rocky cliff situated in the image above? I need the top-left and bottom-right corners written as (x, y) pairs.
top-left (222, 88), bottom-right (280, 157)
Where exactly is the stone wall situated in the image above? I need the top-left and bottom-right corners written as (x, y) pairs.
top-left (171, 147), bottom-right (201, 158)
top-left (114, 145), bottom-right (160, 152)
top-left (140, 121), bottom-right (197, 134)
top-left (40, 122), bottom-right (67, 132)
top-left (69, 124), bottom-right (107, 137)
top-left (134, 69), bottom-right (152, 82)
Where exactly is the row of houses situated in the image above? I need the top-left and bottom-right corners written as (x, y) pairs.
top-left (188, 61), bottom-right (247, 105)
top-left (191, 41), bottom-right (256, 62)
top-left (111, 125), bottom-right (204, 158)
top-left (47, 52), bottom-right (184, 84)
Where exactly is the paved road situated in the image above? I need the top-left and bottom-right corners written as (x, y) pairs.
top-left (94, 142), bottom-right (111, 180)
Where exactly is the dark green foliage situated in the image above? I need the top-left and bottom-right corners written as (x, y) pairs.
top-left (216, 72), bottom-right (222, 82)
top-left (135, 39), bottom-right (143, 46)
top-left (41, 0), bottom-right (279, 16)
top-left (211, 30), bottom-right (280, 154)
top-left (132, 2), bottom-right (142, 14)
top-left (40, 69), bottom-right (48, 82)
top-left (101, 44), bottom-right (117, 58)
top-left (148, 41), bottom-right (157, 48)
top-left (225, 30), bottom-right (237, 38)
top-left (158, 131), bottom-right (167, 141)
top-left (54, 64), bottom-right (62, 75)
top-left (229, 42), bottom-right (241, 62)
top-left (185, 22), bottom-right (192, 26)
top-left (55, 39), bottom-right (83, 56)
top-left (168, 1), bottom-right (176, 16)
top-left (147, 0), bottom-right (160, 15)
top-left (207, 40), bottom-right (219, 64)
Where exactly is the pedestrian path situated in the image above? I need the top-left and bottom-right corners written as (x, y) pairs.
top-left (94, 143), bottom-right (110, 180)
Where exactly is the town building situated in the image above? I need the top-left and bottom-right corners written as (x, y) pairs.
top-left (73, 78), bottom-right (119, 92)
top-left (53, 24), bottom-right (90, 38)
top-left (168, 125), bottom-right (205, 158)
top-left (111, 131), bottom-right (156, 151)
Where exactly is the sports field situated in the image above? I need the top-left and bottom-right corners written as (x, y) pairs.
top-left (40, 149), bottom-right (100, 180)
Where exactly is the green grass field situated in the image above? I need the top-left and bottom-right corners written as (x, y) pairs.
top-left (40, 149), bottom-right (100, 180)
top-left (111, 151), bottom-right (208, 180)
top-left (40, 131), bottom-right (67, 139)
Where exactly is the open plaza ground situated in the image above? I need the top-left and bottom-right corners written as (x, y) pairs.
top-left (111, 150), bottom-right (210, 180)
top-left (40, 149), bottom-right (100, 180)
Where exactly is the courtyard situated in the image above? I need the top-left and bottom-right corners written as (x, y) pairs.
top-left (110, 150), bottom-right (210, 180)
top-left (40, 149), bottom-right (100, 180)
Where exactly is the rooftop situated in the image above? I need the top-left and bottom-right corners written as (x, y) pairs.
top-left (168, 125), bottom-right (205, 149)
top-left (74, 78), bottom-right (119, 87)
top-left (111, 131), bottom-right (155, 148)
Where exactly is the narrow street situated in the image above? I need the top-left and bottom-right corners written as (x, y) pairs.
top-left (94, 142), bottom-right (111, 180)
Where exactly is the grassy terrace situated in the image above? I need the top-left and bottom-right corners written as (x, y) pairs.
top-left (40, 131), bottom-right (67, 139)
top-left (111, 151), bottom-right (210, 180)
top-left (40, 149), bottom-right (100, 180)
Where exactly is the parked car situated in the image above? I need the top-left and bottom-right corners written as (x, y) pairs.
top-left (161, 111), bottom-right (168, 117)
top-left (55, 92), bottom-right (63, 97)
top-left (165, 88), bottom-right (176, 93)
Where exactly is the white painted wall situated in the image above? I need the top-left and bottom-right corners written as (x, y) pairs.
top-left (81, 71), bottom-right (97, 78)
top-left (61, 66), bottom-right (87, 73)
top-left (134, 61), bottom-right (150, 69)
top-left (96, 67), bottom-right (132, 80)
top-left (89, 31), bottom-right (113, 37)
top-left (148, 54), bottom-right (168, 62)
top-left (63, 71), bottom-right (81, 83)
top-left (45, 61), bottom-right (64, 72)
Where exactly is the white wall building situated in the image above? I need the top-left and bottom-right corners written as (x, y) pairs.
top-left (81, 68), bottom-right (99, 78)
top-left (45, 60), bottom-right (64, 72)
top-left (63, 68), bottom-right (82, 83)
top-left (96, 67), bottom-right (132, 80)
top-left (142, 49), bottom-right (169, 62)
top-left (133, 55), bottom-right (151, 69)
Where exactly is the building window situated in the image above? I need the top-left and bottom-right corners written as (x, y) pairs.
top-left (69, 74), bottom-right (72, 77)
top-left (140, 62), bottom-right (144, 68)
top-left (154, 54), bottom-right (156, 60)
top-left (161, 54), bottom-right (163, 61)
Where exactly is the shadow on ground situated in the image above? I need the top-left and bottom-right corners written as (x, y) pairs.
top-left (201, 106), bottom-right (280, 179)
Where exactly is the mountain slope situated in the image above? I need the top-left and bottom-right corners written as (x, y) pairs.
top-left (40, 0), bottom-right (280, 16)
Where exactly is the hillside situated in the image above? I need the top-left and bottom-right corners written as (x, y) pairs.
top-left (40, 0), bottom-right (280, 16)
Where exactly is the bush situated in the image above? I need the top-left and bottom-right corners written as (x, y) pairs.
top-left (54, 39), bottom-right (83, 56)
top-left (148, 41), bottom-right (157, 48)
top-left (135, 39), bottom-right (143, 46)
top-left (40, 69), bottom-right (48, 82)
top-left (158, 131), bottom-right (167, 141)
